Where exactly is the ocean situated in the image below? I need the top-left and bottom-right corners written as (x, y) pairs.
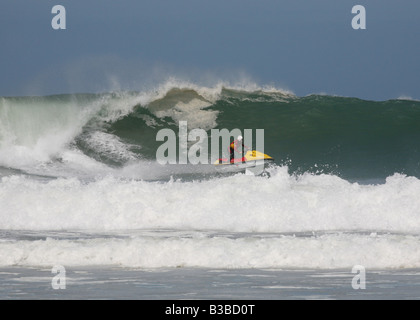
top-left (1, 80), bottom-right (420, 301)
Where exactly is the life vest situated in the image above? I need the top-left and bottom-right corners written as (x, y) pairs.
top-left (229, 140), bottom-right (243, 152)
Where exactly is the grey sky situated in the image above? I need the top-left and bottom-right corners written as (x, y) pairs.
top-left (1, 0), bottom-right (419, 100)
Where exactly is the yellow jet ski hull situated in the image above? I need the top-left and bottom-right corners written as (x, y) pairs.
top-left (213, 150), bottom-right (273, 175)
top-left (214, 150), bottom-right (274, 166)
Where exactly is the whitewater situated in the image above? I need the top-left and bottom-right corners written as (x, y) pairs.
top-left (1, 80), bottom-right (420, 299)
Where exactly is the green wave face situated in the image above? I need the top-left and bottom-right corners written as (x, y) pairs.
top-left (211, 93), bottom-right (420, 180)
top-left (1, 87), bottom-right (420, 181)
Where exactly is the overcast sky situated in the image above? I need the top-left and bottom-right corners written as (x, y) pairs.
top-left (1, 0), bottom-right (419, 100)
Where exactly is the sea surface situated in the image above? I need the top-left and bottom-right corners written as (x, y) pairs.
top-left (1, 80), bottom-right (420, 300)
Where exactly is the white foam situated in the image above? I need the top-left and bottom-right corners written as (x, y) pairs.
top-left (83, 131), bottom-right (139, 162)
top-left (0, 98), bottom-right (87, 167)
top-left (1, 167), bottom-right (420, 233)
top-left (0, 92), bottom-right (145, 171)
top-left (2, 167), bottom-right (420, 269)
top-left (1, 232), bottom-right (419, 269)
top-left (397, 95), bottom-right (420, 102)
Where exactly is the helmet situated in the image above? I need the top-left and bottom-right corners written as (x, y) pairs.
top-left (237, 135), bottom-right (243, 141)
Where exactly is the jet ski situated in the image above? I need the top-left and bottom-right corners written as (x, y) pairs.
top-left (214, 150), bottom-right (274, 175)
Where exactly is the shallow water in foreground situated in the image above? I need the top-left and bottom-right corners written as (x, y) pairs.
top-left (1, 266), bottom-right (420, 300)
